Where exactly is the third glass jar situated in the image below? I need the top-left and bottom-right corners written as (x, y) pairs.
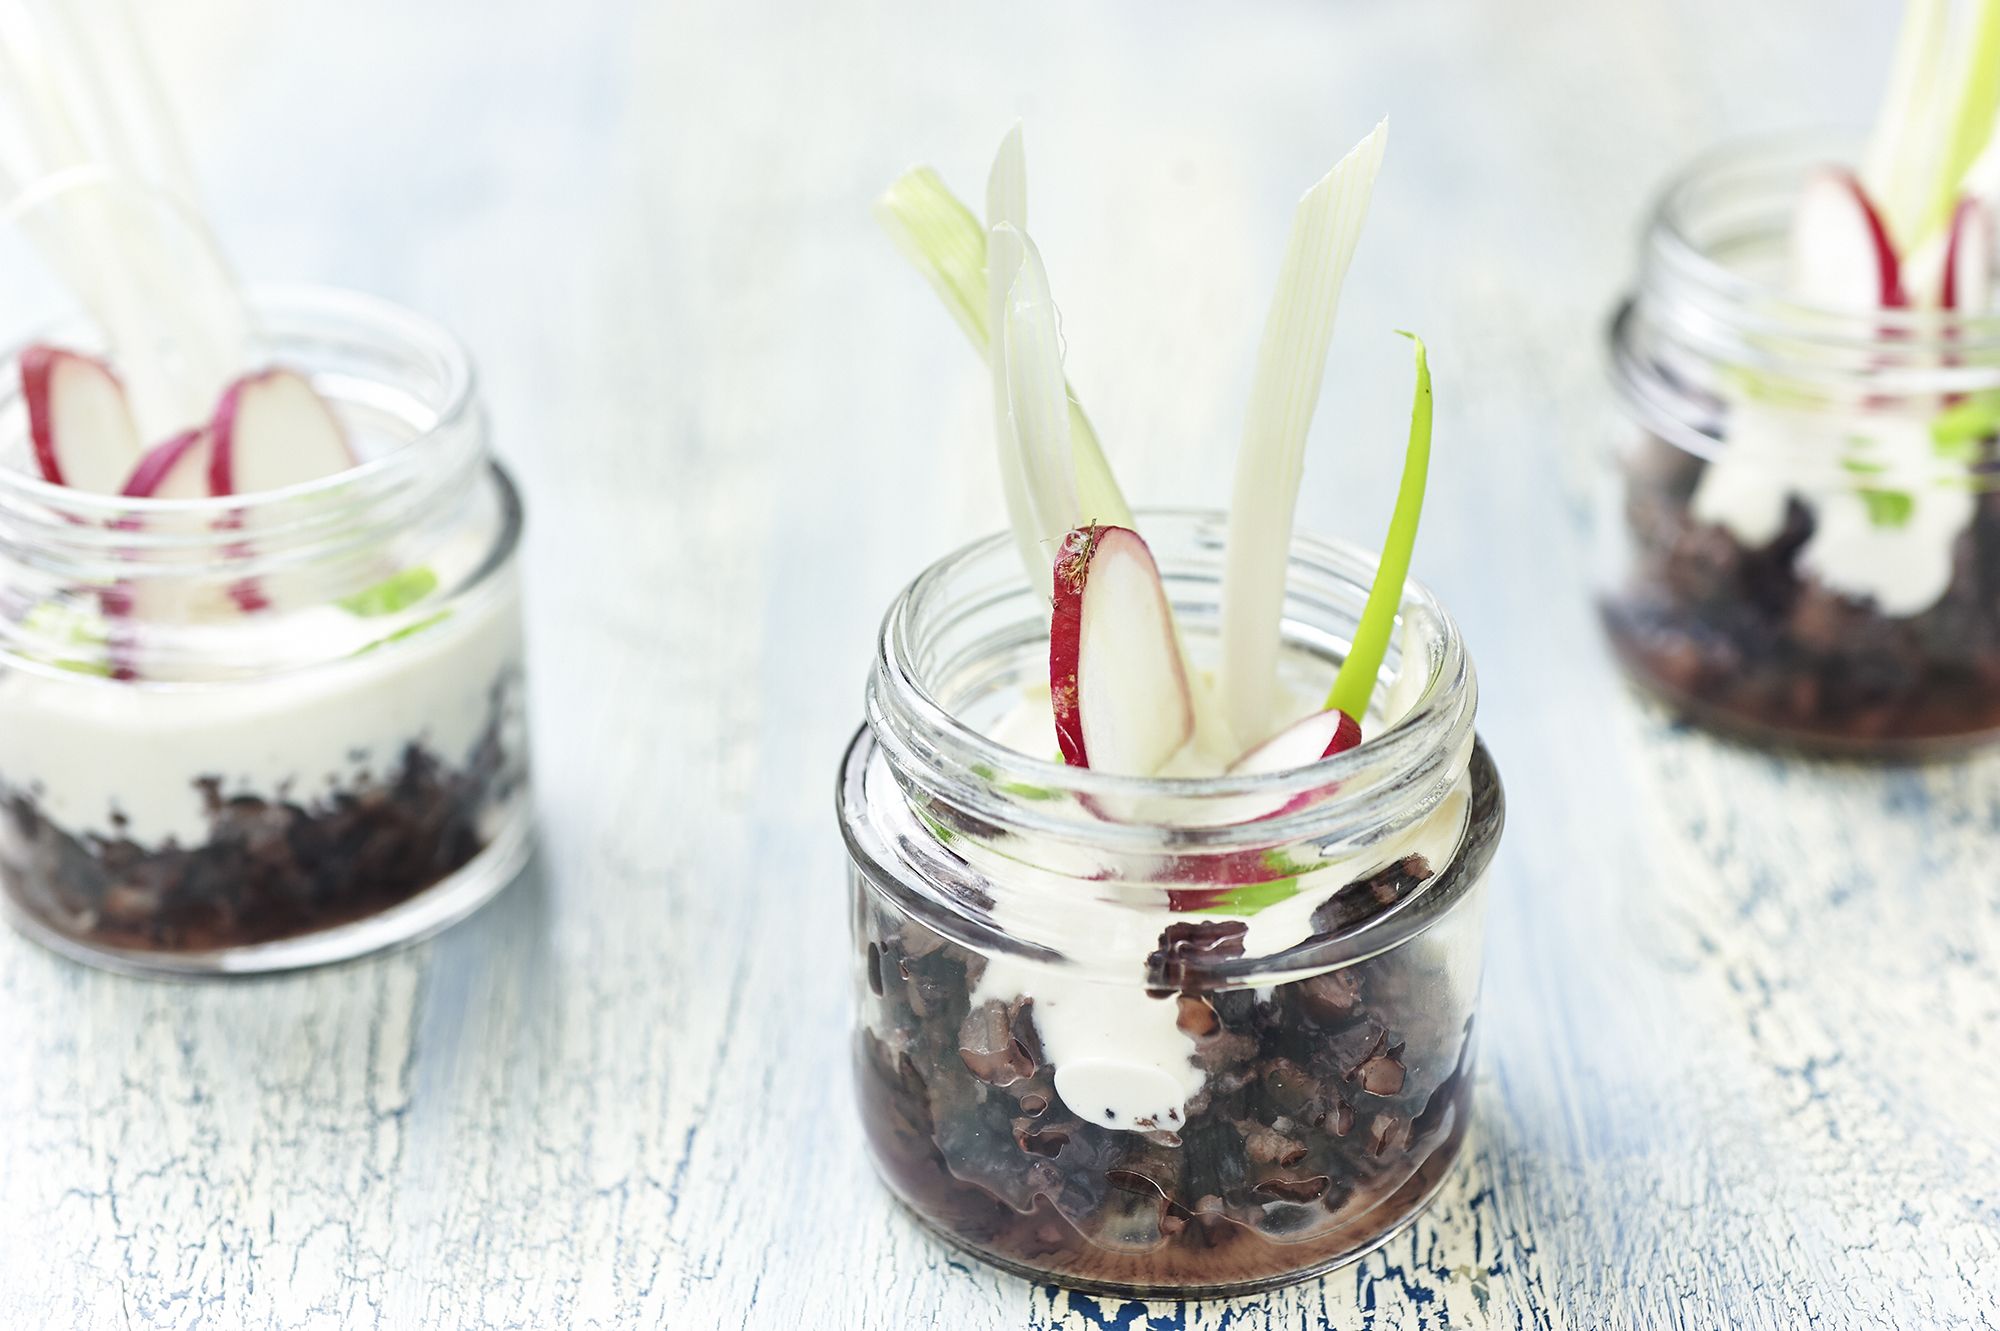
top-left (1604, 135), bottom-right (2000, 753)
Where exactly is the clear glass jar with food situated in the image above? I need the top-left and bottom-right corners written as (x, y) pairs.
top-left (0, 285), bottom-right (531, 973)
top-left (848, 122), bottom-right (1501, 1294)
top-left (840, 513), bottom-right (1500, 1297)
top-left (1601, 15), bottom-right (2000, 752)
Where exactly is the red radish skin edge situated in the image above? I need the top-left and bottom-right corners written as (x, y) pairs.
top-left (1162, 710), bottom-right (1363, 910)
top-left (1942, 197), bottom-right (1994, 312)
top-left (1323, 710), bottom-right (1362, 758)
top-left (21, 344), bottom-right (139, 489)
top-left (1793, 169), bottom-right (1908, 309)
top-left (121, 429), bottom-right (208, 498)
top-left (1857, 177), bottom-right (1909, 309)
top-left (205, 367), bottom-right (355, 496)
top-left (1049, 524), bottom-right (1099, 768)
top-left (21, 345), bottom-right (68, 485)
top-left (207, 373), bottom-right (252, 496)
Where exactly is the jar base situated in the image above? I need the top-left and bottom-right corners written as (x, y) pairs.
top-left (1, 799), bottom-right (533, 977)
top-left (1600, 605), bottom-right (2000, 760)
top-left (877, 1116), bottom-right (1472, 1300)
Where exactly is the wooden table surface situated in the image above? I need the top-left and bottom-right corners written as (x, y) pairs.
top-left (3, 1), bottom-right (1997, 1327)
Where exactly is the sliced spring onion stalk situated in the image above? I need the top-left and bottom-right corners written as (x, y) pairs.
top-left (1921, 0), bottom-right (2000, 246)
top-left (984, 128), bottom-right (1046, 584)
top-left (0, 3), bottom-right (250, 437)
top-left (874, 166), bottom-right (1134, 532)
top-left (1217, 120), bottom-right (1388, 743)
top-left (1864, 0), bottom-right (1949, 250)
top-left (984, 130), bottom-right (1233, 762)
top-left (997, 225), bottom-right (1081, 554)
top-left (1327, 332), bottom-right (1432, 726)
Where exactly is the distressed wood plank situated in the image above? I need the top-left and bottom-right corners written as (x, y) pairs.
top-left (2, 0), bottom-right (1995, 1328)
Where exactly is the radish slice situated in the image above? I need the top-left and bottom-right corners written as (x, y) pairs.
top-left (1942, 196), bottom-right (1995, 312)
top-left (1050, 525), bottom-right (1194, 775)
top-left (208, 368), bottom-right (355, 495)
top-left (1228, 709), bottom-right (1362, 776)
top-left (121, 428), bottom-right (214, 499)
top-left (20, 345), bottom-right (144, 492)
top-left (1788, 168), bottom-right (1907, 310)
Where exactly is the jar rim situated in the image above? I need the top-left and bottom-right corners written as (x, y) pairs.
top-left (0, 282), bottom-right (478, 524)
top-left (842, 721), bottom-right (1502, 985)
top-left (866, 510), bottom-right (1478, 853)
top-left (0, 283), bottom-right (484, 573)
top-left (1643, 129), bottom-right (2000, 354)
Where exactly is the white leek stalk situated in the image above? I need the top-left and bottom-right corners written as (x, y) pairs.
top-left (991, 224), bottom-right (1080, 563)
top-left (1217, 120), bottom-right (1388, 743)
top-left (0, 0), bottom-right (249, 438)
top-left (983, 127), bottom-right (1048, 584)
top-left (1864, 0), bottom-right (1949, 250)
top-left (874, 161), bottom-right (1134, 553)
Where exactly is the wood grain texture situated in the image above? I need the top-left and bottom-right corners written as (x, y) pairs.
top-left (2, 0), bottom-right (1996, 1327)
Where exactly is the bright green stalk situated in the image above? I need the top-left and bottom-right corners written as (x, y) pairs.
top-left (1327, 333), bottom-right (1432, 722)
top-left (874, 168), bottom-right (1133, 529)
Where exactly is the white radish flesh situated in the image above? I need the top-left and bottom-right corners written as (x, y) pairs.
top-left (20, 344), bottom-right (143, 492)
top-left (1050, 525), bottom-right (1194, 776)
top-left (1943, 196), bottom-right (1996, 312)
top-left (121, 426), bottom-right (212, 498)
top-left (1227, 708), bottom-right (1362, 777)
top-left (207, 368), bottom-right (355, 495)
top-left (1787, 167), bottom-right (1906, 310)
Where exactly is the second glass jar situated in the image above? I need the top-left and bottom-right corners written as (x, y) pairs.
top-left (839, 512), bottom-right (1503, 1298)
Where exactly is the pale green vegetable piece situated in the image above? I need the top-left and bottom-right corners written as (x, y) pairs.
top-left (1865, 0), bottom-right (1950, 249)
top-left (1328, 333), bottom-right (1432, 723)
top-left (983, 127), bottom-right (1046, 583)
top-left (997, 226), bottom-right (1080, 559)
top-left (874, 166), bottom-right (1134, 541)
top-left (1217, 120), bottom-right (1388, 743)
top-left (1923, 0), bottom-right (2000, 243)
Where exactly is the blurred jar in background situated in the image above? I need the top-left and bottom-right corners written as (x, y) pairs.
top-left (1603, 135), bottom-right (2000, 754)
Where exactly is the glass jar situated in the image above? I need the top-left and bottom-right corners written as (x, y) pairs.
top-left (837, 511), bottom-right (1503, 1298)
top-left (0, 285), bottom-right (532, 974)
top-left (1604, 135), bottom-right (2000, 753)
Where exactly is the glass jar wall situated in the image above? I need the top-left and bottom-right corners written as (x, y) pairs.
top-left (837, 512), bottom-right (1503, 1298)
top-left (0, 286), bottom-right (532, 974)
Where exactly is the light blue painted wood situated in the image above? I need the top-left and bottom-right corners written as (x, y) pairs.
top-left (1, 0), bottom-right (1995, 1327)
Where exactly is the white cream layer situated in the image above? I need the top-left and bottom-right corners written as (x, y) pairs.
top-left (0, 575), bottom-right (522, 847)
top-left (969, 639), bottom-right (1467, 1135)
top-left (1691, 397), bottom-right (1972, 617)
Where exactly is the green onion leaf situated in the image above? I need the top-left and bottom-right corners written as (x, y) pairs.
top-left (1187, 877), bottom-right (1300, 917)
top-left (1328, 331), bottom-right (1433, 723)
top-left (875, 163), bottom-right (1134, 550)
top-left (1860, 488), bottom-right (1916, 528)
top-left (1933, 393), bottom-right (2000, 458)
top-left (351, 610), bottom-right (451, 655)
top-left (338, 567), bottom-right (438, 617)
